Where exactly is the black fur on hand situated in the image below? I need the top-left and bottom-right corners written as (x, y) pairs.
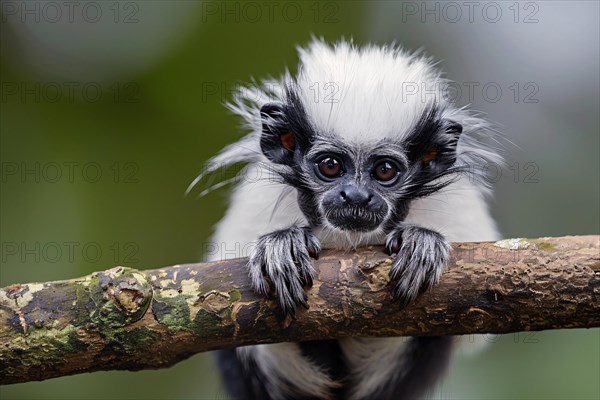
top-left (248, 226), bottom-right (320, 317)
top-left (385, 225), bottom-right (450, 306)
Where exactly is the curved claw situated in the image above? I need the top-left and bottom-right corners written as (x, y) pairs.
top-left (385, 235), bottom-right (402, 255)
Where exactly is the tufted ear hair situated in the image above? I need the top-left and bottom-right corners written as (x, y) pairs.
top-left (405, 106), bottom-right (463, 175)
top-left (259, 102), bottom-right (298, 165)
top-left (420, 119), bottom-right (463, 174)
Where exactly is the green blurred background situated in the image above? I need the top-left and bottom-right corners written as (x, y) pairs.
top-left (1, 1), bottom-right (598, 399)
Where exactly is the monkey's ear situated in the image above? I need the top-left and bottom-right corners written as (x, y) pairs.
top-left (421, 120), bottom-right (463, 173)
top-left (259, 102), bottom-right (296, 165)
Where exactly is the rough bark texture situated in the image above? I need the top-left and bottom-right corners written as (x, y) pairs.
top-left (1, 235), bottom-right (599, 385)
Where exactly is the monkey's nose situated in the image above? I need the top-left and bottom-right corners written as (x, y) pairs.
top-left (339, 185), bottom-right (373, 207)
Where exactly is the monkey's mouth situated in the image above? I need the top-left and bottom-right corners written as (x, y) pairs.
top-left (325, 208), bottom-right (386, 232)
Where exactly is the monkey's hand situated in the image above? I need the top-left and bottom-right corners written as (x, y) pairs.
top-left (385, 225), bottom-right (450, 306)
top-left (248, 226), bottom-right (320, 317)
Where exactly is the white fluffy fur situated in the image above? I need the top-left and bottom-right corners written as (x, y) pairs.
top-left (204, 39), bottom-right (501, 399)
top-left (296, 41), bottom-right (443, 143)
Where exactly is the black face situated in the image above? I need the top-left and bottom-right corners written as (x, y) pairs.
top-left (311, 153), bottom-right (392, 232)
top-left (258, 95), bottom-right (462, 233)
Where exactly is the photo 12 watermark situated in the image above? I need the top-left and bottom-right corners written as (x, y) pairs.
top-left (1, 1), bottom-right (140, 24)
top-left (1, 241), bottom-right (140, 264)
top-left (200, 1), bottom-right (340, 24)
top-left (199, 80), bottom-right (342, 104)
top-left (1, 81), bottom-right (140, 104)
top-left (399, 1), bottom-right (540, 24)
top-left (1, 161), bottom-right (140, 184)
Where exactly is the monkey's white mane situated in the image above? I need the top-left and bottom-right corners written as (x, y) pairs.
top-left (190, 38), bottom-right (502, 198)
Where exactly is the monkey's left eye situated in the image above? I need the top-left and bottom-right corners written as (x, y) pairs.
top-left (317, 157), bottom-right (343, 179)
top-left (373, 160), bottom-right (399, 182)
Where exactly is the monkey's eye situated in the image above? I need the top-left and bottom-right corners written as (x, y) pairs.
top-left (317, 157), bottom-right (343, 179)
top-left (373, 160), bottom-right (399, 182)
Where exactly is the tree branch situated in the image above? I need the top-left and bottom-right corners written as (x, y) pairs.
top-left (1, 235), bottom-right (598, 384)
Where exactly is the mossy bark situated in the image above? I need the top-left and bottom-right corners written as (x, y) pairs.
top-left (1, 235), bottom-right (599, 384)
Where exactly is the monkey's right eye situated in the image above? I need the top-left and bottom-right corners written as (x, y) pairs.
top-left (317, 157), bottom-right (343, 179)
